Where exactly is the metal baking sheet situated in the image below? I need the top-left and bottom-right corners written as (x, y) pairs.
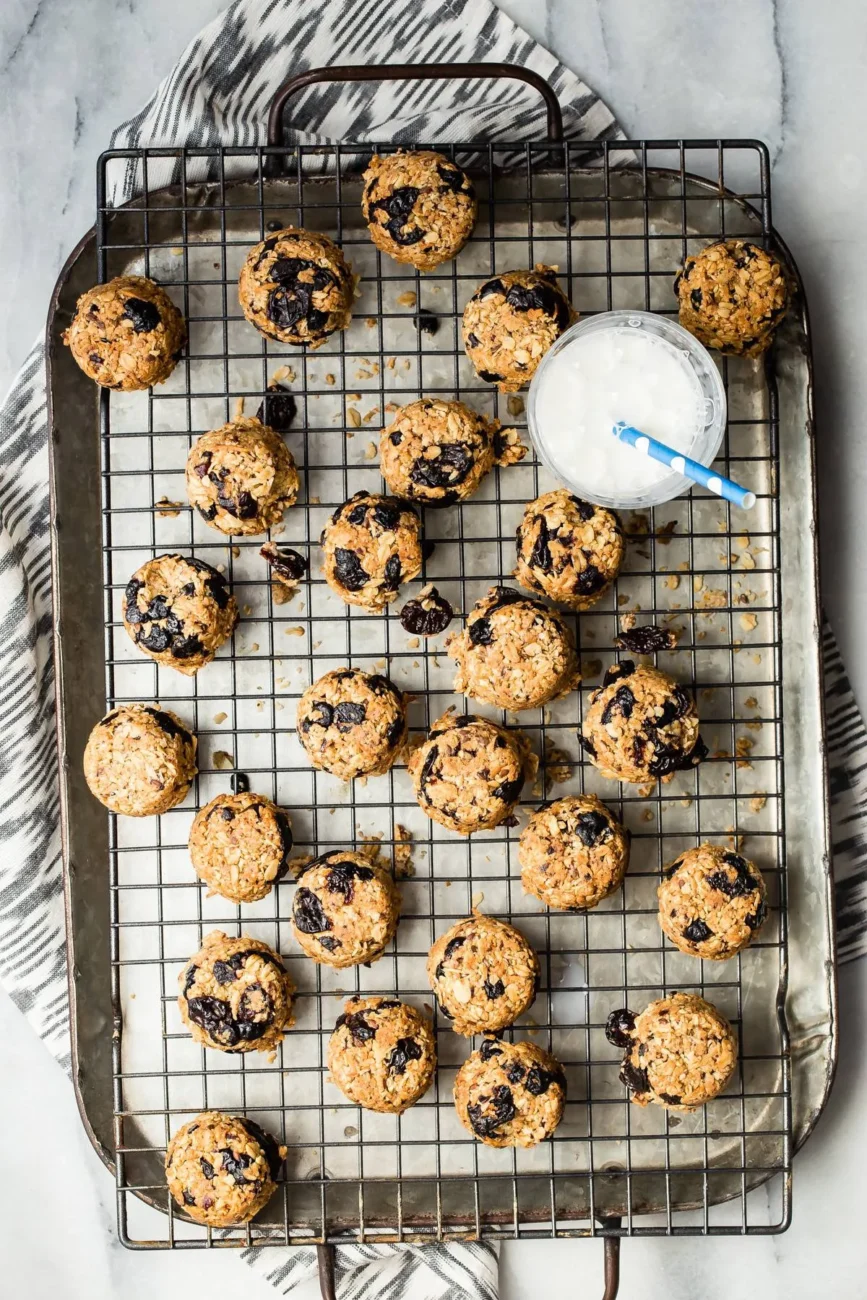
top-left (47, 140), bottom-right (835, 1246)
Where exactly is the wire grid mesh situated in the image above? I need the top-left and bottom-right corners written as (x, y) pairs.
top-left (95, 138), bottom-right (792, 1247)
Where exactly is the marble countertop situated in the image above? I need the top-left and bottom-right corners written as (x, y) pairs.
top-left (2, 1), bottom-right (865, 1296)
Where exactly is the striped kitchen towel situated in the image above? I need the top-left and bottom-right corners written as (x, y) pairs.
top-left (0, 1), bottom-right (864, 1297)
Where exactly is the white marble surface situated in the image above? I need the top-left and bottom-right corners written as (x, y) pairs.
top-left (1, 0), bottom-right (865, 1296)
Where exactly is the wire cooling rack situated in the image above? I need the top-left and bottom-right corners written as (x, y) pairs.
top-left (94, 137), bottom-right (791, 1248)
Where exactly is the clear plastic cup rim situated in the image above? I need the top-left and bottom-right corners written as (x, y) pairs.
top-left (526, 310), bottom-right (728, 510)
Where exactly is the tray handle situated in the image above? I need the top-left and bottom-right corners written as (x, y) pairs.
top-left (267, 61), bottom-right (564, 147)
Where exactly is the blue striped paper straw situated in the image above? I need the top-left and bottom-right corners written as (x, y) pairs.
top-left (612, 422), bottom-right (756, 510)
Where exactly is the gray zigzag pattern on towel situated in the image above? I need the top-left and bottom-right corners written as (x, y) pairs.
top-left (822, 621), bottom-right (867, 963)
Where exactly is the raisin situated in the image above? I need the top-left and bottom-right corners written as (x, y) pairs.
top-left (419, 746), bottom-right (440, 791)
top-left (197, 503), bottom-right (218, 522)
top-left (389, 431), bottom-right (402, 446)
top-left (261, 544), bottom-right (308, 584)
top-left (333, 548), bottom-right (369, 591)
top-left (469, 616), bottom-right (493, 647)
top-left (385, 715), bottom-right (405, 748)
top-left (373, 502), bottom-right (401, 530)
top-left (413, 311), bottom-right (440, 336)
top-left (467, 1084), bottom-right (516, 1138)
top-left (435, 163), bottom-right (468, 193)
top-left (484, 978), bottom-right (505, 1000)
top-left (578, 733), bottom-right (597, 758)
top-left (614, 626), bottom-right (676, 654)
top-left (602, 660), bottom-right (636, 688)
top-left (200, 1158), bottom-right (215, 1179)
top-left (318, 935), bottom-right (342, 952)
top-left (494, 776), bottom-right (523, 804)
top-left (238, 1119), bottom-right (282, 1178)
top-left (334, 701), bottom-right (366, 731)
top-left (605, 1008), bottom-right (636, 1048)
top-left (479, 1037), bottom-right (503, 1061)
top-left (138, 625), bottom-right (171, 653)
top-left (143, 707), bottom-right (187, 741)
top-left (658, 1092), bottom-right (682, 1106)
top-left (690, 288), bottom-right (703, 309)
top-left (528, 516), bottom-right (553, 571)
top-left (183, 963), bottom-right (198, 992)
top-left (183, 1189), bottom-right (196, 1206)
top-left (383, 553), bottom-right (402, 590)
top-left (434, 934), bottom-right (466, 981)
top-left (466, 331), bottom-right (481, 348)
top-left (371, 186), bottom-right (423, 245)
top-left (171, 635), bottom-right (203, 660)
top-left (478, 369), bottom-right (503, 383)
top-left (186, 996), bottom-right (240, 1048)
top-left (327, 860), bottom-right (374, 902)
top-left (267, 285), bottom-right (311, 332)
top-left (387, 1036), bottom-right (423, 1075)
top-left (745, 900), bottom-right (768, 930)
top-left (683, 918), bottom-right (713, 943)
top-left (655, 686), bottom-right (692, 728)
top-left (601, 685), bottom-right (636, 726)
top-left (525, 1064), bottom-right (566, 1096)
top-left (121, 297), bottom-right (161, 333)
top-left (570, 496), bottom-right (596, 521)
top-left (212, 960), bottom-right (238, 985)
top-left (409, 442), bottom-right (474, 489)
top-left (619, 1060), bottom-right (650, 1094)
top-left (335, 1010), bottom-right (376, 1043)
top-left (506, 1063), bottom-right (525, 1084)
top-left (575, 561), bottom-right (605, 595)
top-left (255, 382), bottom-right (297, 431)
top-left (706, 852), bottom-right (757, 899)
top-left (486, 586), bottom-right (528, 613)
top-left (574, 810), bottom-right (610, 847)
top-left (218, 1148), bottom-right (255, 1185)
top-left (236, 985), bottom-right (272, 1038)
top-left (347, 502), bottom-right (369, 525)
top-left (477, 278), bottom-right (506, 300)
top-left (293, 887), bottom-right (332, 935)
top-left (399, 589), bottom-right (453, 636)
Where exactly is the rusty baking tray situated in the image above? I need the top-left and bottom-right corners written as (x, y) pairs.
top-left (46, 63), bottom-right (835, 1294)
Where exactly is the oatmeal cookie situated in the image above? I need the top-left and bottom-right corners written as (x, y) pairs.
top-left (238, 227), bottom-right (354, 347)
top-left (658, 844), bottom-right (767, 960)
top-left (63, 274), bottom-right (186, 390)
top-left (454, 1037), bottom-right (566, 1147)
top-left (165, 1111), bottom-right (285, 1226)
top-left (320, 491), bottom-right (422, 611)
top-left (606, 993), bottom-right (737, 1112)
top-left (291, 850), bottom-right (400, 967)
top-left (675, 239), bottom-right (790, 357)
top-left (122, 553), bottom-right (238, 674)
top-left (189, 792), bottom-right (293, 903)
top-left (379, 398), bottom-right (527, 507)
top-left (185, 417), bottom-right (299, 535)
top-left (447, 585), bottom-right (580, 712)
top-left (327, 996), bottom-right (436, 1113)
top-left (407, 710), bottom-right (534, 834)
top-left (83, 704), bottom-right (196, 816)
top-left (427, 915), bottom-right (539, 1034)
top-left (297, 668), bottom-right (407, 780)
top-left (514, 490), bottom-right (623, 610)
top-left (462, 266), bottom-right (575, 392)
top-left (581, 661), bottom-right (706, 784)
top-left (519, 794), bottom-right (630, 911)
top-left (362, 150), bottom-right (476, 271)
top-left (178, 931), bottom-right (295, 1053)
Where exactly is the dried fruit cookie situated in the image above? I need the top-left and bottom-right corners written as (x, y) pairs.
top-left (462, 266), bottom-right (575, 392)
top-left (122, 554), bottom-right (238, 674)
top-left (327, 996), bottom-right (436, 1113)
top-left (427, 915), bottom-right (539, 1035)
top-left (362, 150), bottom-right (476, 270)
top-left (580, 660), bottom-right (706, 784)
top-left (186, 416), bottom-right (299, 535)
top-left (63, 274), bottom-right (186, 390)
top-left (455, 1037), bottom-right (566, 1147)
top-left (238, 227), bottom-right (354, 347)
top-left (189, 792), bottom-right (293, 903)
top-left (606, 993), bottom-right (737, 1111)
top-left (407, 710), bottom-right (535, 834)
top-left (84, 704), bottom-right (196, 816)
top-left (165, 1111), bottom-right (285, 1226)
top-left (296, 668), bottom-right (407, 780)
top-left (320, 491), bottom-right (422, 611)
top-left (514, 490), bottom-right (624, 610)
top-left (379, 398), bottom-right (526, 507)
top-left (658, 844), bottom-right (767, 960)
top-left (291, 850), bottom-right (400, 967)
top-left (447, 585), bottom-right (580, 712)
top-left (178, 931), bottom-right (295, 1053)
top-left (519, 794), bottom-right (630, 911)
top-left (675, 239), bottom-right (789, 357)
